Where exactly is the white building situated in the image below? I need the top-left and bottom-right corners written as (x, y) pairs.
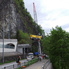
top-left (0, 39), bottom-right (31, 57)
top-left (0, 39), bottom-right (17, 52)
top-left (17, 44), bottom-right (31, 54)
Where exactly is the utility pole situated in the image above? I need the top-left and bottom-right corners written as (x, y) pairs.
top-left (3, 20), bottom-right (5, 64)
top-left (38, 40), bottom-right (41, 54)
top-left (8, 2), bottom-right (10, 39)
top-left (2, 7), bottom-right (5, 63)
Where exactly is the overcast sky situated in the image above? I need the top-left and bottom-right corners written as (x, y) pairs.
top-left (23, 0), bottom-right (69, 35)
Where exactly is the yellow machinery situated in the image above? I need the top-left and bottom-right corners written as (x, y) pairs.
top-left (30, 35), bottom-right (42, 39)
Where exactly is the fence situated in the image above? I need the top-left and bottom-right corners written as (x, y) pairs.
top-left (0, 58), bottom-right (38, 69)
top-left (42, 59), bottom-right (53, 69)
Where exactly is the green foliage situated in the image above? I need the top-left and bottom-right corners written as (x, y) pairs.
top-left (16, 30), bottom-right (32, 44)
top-left (37, 25), bottom-right (45, 35)
top-left (32, 45), bottom-right (38, 54)
top-left (42, 26), bottom-right (69, 69)
top-left (41, 35), bottom-right (51, 54)
top-left (14, 0), bottom-right (44, 35)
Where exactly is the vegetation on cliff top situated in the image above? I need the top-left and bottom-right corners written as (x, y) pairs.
top-left (14, 0), bottom-right (45, 44)
top-left (16, 30), bottom-right (32, 44)
top-left (15, 0), bottom-right (45, 35)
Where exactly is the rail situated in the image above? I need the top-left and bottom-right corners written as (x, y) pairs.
top-left (42, 59), bottom-right (53, 69)
top-left (0, 58), bottom-right (38, 69)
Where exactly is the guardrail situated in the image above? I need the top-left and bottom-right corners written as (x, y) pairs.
top-left (42, 59), bottom-right (53, 69)
top-left (0, 58), bottom-right (38, 69)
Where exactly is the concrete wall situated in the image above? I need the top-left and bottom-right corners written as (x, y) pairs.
top-left (17, 47), bottom-right (23, 54)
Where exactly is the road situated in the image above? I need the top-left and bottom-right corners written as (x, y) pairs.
top-left (0, 59), bottom-right (53, 69)
top-left (24, 59), bottom-right (47, 69)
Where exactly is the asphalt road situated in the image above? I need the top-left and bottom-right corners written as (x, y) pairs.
top-left (0, 59), bottom-right (53, 69)
top-left (24, 59), bottom-right (47, 69)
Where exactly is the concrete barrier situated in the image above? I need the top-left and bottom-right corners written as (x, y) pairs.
top-left (42, 59), bottom-right (53, 69)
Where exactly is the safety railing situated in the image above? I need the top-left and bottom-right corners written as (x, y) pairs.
top-left (0, 58), bottom-right (38, 69)
top-left (42, 59), bottom-right (53, 69)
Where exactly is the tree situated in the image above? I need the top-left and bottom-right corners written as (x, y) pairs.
top-left (16, 30), bottom-right (32, 44)
top-left (42, 26), bottom-right (69, 69)
top-left (41, 35), bottom-right (50, 55)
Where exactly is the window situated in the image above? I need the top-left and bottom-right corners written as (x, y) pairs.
top-left (0, 44), bottom-right (2, 48)
top-left (5, 43), bottom-right (15, 49)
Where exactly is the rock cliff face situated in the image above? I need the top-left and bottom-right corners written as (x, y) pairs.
top-left (0, 0), bottom-right (16, 38)
top-left (0, 0), bottom-right (38, 38)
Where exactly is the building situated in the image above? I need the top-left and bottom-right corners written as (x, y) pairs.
top-left (17, 44), bottom-right (31, 54)
top-left (0, 39), bottom-right (31, 57)
top-left (0, 39), bottom-right (17, 52)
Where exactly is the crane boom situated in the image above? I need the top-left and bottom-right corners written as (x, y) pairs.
top-left (33, 3), bottom-right (36, 12)
top-left (33, 2), bottom-right (37, 23)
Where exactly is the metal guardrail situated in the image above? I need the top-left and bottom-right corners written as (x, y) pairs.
top-left (42, 59), bottom-right (52, 69)
top-left (0, 58), bottom-right (38, 69)
top-left (0, 62), bottom-right (24, 69)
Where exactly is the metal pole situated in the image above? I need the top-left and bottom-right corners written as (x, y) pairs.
top-left (24, 47), bottom-right (25, 58)
top-left (8, 3), bottom-right (10, 39)
top-left (38, 40), bottom-right (41, 55)
top-left (2, 14), bottom-right (5, 64)
top-left (2, 8), bottom-right (5, 63)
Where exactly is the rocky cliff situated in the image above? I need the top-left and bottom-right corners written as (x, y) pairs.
top-left (0, 0), bottom-right (40, 39)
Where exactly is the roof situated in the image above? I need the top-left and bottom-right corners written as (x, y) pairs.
top-left (0, 39), bottom-right (17, 42)
top-left (0, 52), bottom-right (22, 57)
top-left (18, 44), bottom-right (31, 48)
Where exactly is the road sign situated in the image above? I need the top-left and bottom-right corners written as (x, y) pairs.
top-left (30, 35), bottom-right (42, 39)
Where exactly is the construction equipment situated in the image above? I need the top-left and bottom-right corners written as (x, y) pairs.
top-left (30, 34), bottom-right (42, 54)
top-left (33, 3), bottom-right (37, 23)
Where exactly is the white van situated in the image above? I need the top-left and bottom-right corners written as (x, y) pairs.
top-left (27, 53), bottom-right (34, 60)
top-left (28, 53), bottom-right (34, 59)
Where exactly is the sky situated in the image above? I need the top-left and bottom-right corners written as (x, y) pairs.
top-left (23, 0), bottom-right (69, 35)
